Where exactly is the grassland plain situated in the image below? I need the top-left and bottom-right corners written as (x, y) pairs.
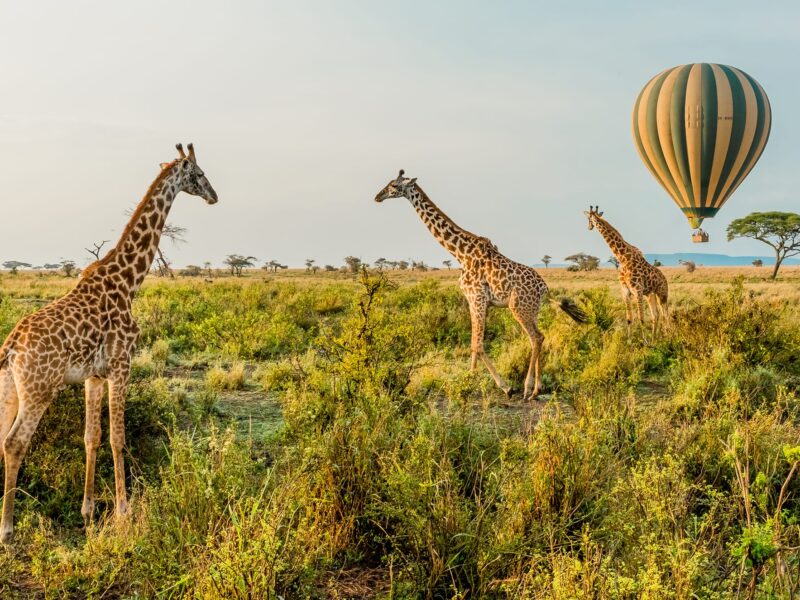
top-left (0, 266), bottom-right (799, 599)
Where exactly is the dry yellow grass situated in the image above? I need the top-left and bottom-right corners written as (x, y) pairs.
top-left (3, 264), bottom-right (799, 305)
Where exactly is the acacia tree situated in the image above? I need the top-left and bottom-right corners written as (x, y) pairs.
top-left (3, 261), bottom-right (32, 274)
top-left (608, 256), bottom-right (620, 269)
top-left (564, 253), bottom-right (600, 272)
top-left (443, 259), bottom-right (452, 270)
top-left (343, 256), bottom-right (362, 274)
top-left (752, 259), bottom-right (763, 268)
top-left (412, 260), bottom-right (428, 272)
top-left (60, 260), bottom-right (77, 277)
top-left (678, 259), bottom-right (696, 273)
top-left (374, 257), bottom-right (388, 271)
top-left (541, 255), bottom-right (552, 269)
top-left (181, 265), bottom-right (203, 276)
top-left (262, 260), bottom-right (286, 273)
top-left (225, 254), bottom-right (256, 276)
top-left (305, 259), bottom-right (315, 272)
top-left (727, 212), bottom-right (800, 279)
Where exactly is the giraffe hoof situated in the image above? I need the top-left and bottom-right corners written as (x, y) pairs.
top-left (0, 529), bottom-right (13, 546)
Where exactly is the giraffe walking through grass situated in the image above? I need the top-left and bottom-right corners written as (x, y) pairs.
top-left (375, 170), bottom-right (586, 401)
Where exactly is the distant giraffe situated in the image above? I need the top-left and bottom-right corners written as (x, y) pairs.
top-left (584, 206), bottom-right (668, 331)
top-left (375, 170), bottom-right (586, 401)
top-left (0, 143), bottom-right (218, 543)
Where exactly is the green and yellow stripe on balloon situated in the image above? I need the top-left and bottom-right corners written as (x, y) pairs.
top-left (632, 63), bottom-right (771, 232)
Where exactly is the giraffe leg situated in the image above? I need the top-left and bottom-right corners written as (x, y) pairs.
top-left (647, 294), bottom-right (660, 334)
top-left (81, 377), bottom-right (104, 526)
top-left (621, 287), bottom-right (633, 331)
top-left (108, 373), bottom-right (130, 517)
top-left (468, 298), bottom-right (511, 397)
top-left (658, 296), bottom-right (670, 331)
top-left (0, 369), bottom-right (19, 463)
top-left (509, 298), bottom-right (544, 401)
top-left (1, 389), bottom-right (52, 544)
top-left (635, 293), bottom-right (645, 326)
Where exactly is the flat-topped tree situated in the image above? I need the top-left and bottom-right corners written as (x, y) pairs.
top-left (225, 255), bottom-right (256, 276)
top-left (0, 143), bottom-right (218, 544)
top-left (2, 261), bottom-right (32, 274)
top-left (564, 253), bottom-right (600, 272)
top-left (343, 256), bottom-right (362, 274)
top-left (727, 212), bottom-right (800, 280)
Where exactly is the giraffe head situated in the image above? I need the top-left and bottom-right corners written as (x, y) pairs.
top-left (583, 205), bottom-right (604, 230)
top-left (161, 143), bottom-right (219, 205)
top-left (374, 169), bottom-right (417, 202)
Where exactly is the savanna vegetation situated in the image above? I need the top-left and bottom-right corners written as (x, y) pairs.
top-left (1, 266), bottom-right (799, 599)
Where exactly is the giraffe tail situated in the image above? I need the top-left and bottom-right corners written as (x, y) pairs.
top-left (551, 297), bottom-right (588, 324)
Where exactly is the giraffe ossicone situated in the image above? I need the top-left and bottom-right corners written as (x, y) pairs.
top-left (375, 170), bottom-right (586, 401)
top-left (0, 143), bottom-right (218, 544)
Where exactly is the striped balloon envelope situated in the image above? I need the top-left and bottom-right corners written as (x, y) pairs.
top-left (632, 63), bottom-right (771, 239)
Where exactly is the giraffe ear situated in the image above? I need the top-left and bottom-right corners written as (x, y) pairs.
top-left (407, 177), bottom-right (417, 186)
top-left (598, 211), bottom-right (604, 217)
top-left (159, 162), bottom-right (170, 170)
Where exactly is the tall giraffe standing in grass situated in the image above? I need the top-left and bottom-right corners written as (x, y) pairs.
top-left (0, 144), bottom-right (218, 543)
top-left (584, 206), bottom-right (668, 331)
top-left (375, 170), bottom-right (586, 401)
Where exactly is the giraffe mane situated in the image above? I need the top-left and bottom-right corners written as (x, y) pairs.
top-left (595, 215), bottom-right (645, 258)
top-left (81, 159), bottom-right (180, 279)
top-left (415, 185), bottom-right (481, 240)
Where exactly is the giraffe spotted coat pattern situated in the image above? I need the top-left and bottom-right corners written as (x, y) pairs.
top-left (375, 170), bottom-right (586, 401)
top-left (585, 206), bottom-right (668, 331)
top-left (0, 143), bottom-right (218, 544)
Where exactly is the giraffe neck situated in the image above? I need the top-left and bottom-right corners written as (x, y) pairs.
top-left (594, 217), bottom-right (640, 266)
top-left (88, 162), bottom-right (181, 296)
top-left (407, 185), bottom-right (479, 261)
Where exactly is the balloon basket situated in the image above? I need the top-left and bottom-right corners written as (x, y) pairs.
top-left (691, 229), bottom-right (709, 243)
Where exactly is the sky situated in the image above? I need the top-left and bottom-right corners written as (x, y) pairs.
top-left (1, 1), bottom-right (799, 269)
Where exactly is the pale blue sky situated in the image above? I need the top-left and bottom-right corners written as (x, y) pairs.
top-left (1, 1), bottom-right (798, 268)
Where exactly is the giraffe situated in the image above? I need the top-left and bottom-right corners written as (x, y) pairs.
top-left (0, 143), bottom-right (218, 543)
top-left (375, 170), bottom-right (586, 401)
top-left (584, 206), bottom-right (668, 332)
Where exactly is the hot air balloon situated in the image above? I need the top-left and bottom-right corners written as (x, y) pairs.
top-left (632, 63), bottom-right (771, 242)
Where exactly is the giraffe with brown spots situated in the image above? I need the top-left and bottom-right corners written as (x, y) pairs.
top-left (375, 170), bottom-right (586, 401)
top-left (585, 206), bottom-right (668, 332)
top-left (0, 143), bottom-right (218, 544)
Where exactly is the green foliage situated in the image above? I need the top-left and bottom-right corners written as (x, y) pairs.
top-left (2, 274), bottom-right (800, 598)
top-left (727, 211), bottom-right (800, 278)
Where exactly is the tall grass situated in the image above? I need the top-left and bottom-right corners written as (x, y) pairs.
top-left (0, 270), bottom-right (798, 598)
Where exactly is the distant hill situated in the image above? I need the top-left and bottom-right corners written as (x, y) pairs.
top-left (534, 253), bottom-right (799, 268)
top-left (643, 253), bottom-right (800, 267)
